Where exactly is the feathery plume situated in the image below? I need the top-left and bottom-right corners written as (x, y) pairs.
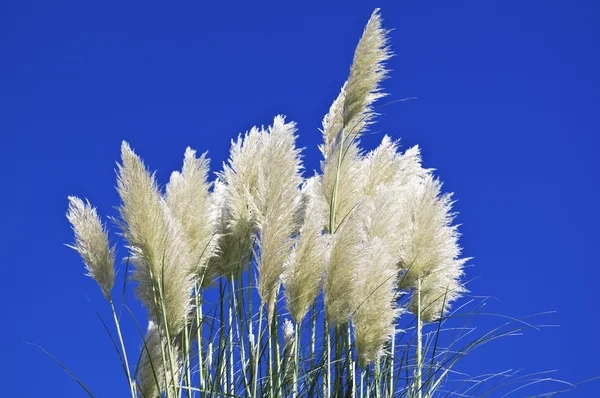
top-left (324, 205), bottom-right (367, 326)
top-left (166, 148), bottom-right (218, 277)
top-left (283, 177), bottom-right (330, 323)
top-left (398, 175), bottom-right (468, 322)
top-left (360, 136), bottom-right (428, 262)
top-left (320, 8), bottom-right (391, 162)
top-left (320, 141), bottom-right (365, 232)
top-left (320, 83), bottom-right (346, 160)
top-left (319, 9), bottom-right (391, 233)
top-left (343, 9), bottom-right (391, 136)
top-left (353, 238), bottom-right (400, 367)
top-left (117, 141), bottom-right (195, 334)
top-left (352, 186), bottom-right (402, 365)
top-left (66, 196), bottom-right (116, 300)
top-left (253, 116), bottom-right (303, 318)
top-left (220, 126), bottom-right (264, 236)
top-left (210, 127), bottom-right (265, 278)
top-left (362, 136), bottom-right (428, 198)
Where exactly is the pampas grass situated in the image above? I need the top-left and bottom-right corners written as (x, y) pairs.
top-left (66, 196), bottom-right (116, 300)
top-left (52, 8), bottom-right (587, 398)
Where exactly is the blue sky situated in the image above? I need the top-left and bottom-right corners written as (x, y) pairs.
top-left (1, 1), bottom-right (599, 396)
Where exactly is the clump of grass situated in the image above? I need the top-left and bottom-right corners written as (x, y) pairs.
top-left (53, 8), bottom-right (591, 398)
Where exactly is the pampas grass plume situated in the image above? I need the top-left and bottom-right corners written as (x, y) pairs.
top-left (283, 177), bottom-right (330, 323)
top-left (66, 196), bottom-right (116, 299)
top-left (166, 147), bottom-right (218, 276)
top-left (399, 175), bottom-right (468, 322)
top-left (253, 116), bottom-right (303, 318)
top-left (117, 141), bottom-right (195, 334)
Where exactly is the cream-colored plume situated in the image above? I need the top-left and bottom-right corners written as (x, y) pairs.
top-left (352, 186), bottom-right (402, 365)
top-left (320, 9), bottom-right (391, 160)
top-left (320, 83), bottom-right (346, 160)
top-left (362, 136), bottom-right (427, 198)
top-left (117, 141), bottom-right (195, 334)
top-left (283, 177), bottom-right (330, 323)
top-left (353, 238), bottom-right (400, 367)
top-left (137, 320), bottom-right (181, 398)
top-left (166, 148), bottom-right (218, 278)
top-left (220, 126), bottom-right (264, 235)
top-left (320, 141), bottom-right (365, 233)
top-left (66, 196), bottom-right (115, 300)
top-left (324, 204), bottom-right (368, 326)
top-left (210, 127), bottom-right (265, 278)
top-left (343, 9), bottom-right (391, 137)
top-left (252, 116), bottom-right (303, 319)
top-left (206, 179), bottom-right (253, 283)
top-left (319, 9), bottom-right (390, 234)
top-left (398, 175), bottom-right (467, 322)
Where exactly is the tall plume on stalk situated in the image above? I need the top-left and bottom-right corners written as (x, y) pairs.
top-left (343, 8), bottom-right (391, 141)
top-left (398, 175), bottom-right (468, 322)
top-left (319, 8), bottom-right (391, 231)
top-left (352, 140), bottom-right (405, 364)
top-left (352, 186), bottom-right (402, 366)
top-left (283, 177), bottom-right (330, 324)
top-left (117, 142), bottom-right (195, 334)
top-left (66, 196), bottom-right (116, 300)
top-left (322, 9), bottom-right (392, 324)
top-left (352, 134), bottom-right (431, 365)
top-left (252, 116), bottom-right (303, 318)
top-left (320, 9), bottom-right (391, 161)
top-left (165, 147), bottom-right (219, 283)
top-left (210, 127), bottom-right (264, 278)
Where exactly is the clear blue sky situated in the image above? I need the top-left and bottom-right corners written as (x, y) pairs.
top-left (1, 1), bottom-right (599, 396)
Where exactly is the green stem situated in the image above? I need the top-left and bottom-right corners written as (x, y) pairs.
top-left (159, 291), bottom-right (178, 398)
top-left (253, 305), bottom-right (264, 398)
top-left (416, 278), bottom-right (423, 398)
top-left (323, 318), bottom-right (331, 398)
top-left (347, 323), bottom-right (354, 398)
top-left (389, 331), bottom-right (395, 397)
top-left (183, 318), bottom-right (192, 398)
top-left (292, 322), bottom-right (300, 398)
top-left (108, 298), bottom-right (136, 398)
top-left (374, 358), bottom-right (381, 398)
top-left (231, 277), bottom-right (252, 397)
top-left (229, 278), bottom-right (235, 396)
top-left (273, 315), bottom-right (281, 398)
top-left (366, 366), bottom-right (371, 398)
top-left (158, 328), bottom-right (172, 398)
top-left (268, 320), bottom-right (275, 398)
top-left (334, 325), bottom-right (342, 395)
top-left (360, 367), bottom-right (365, 398)
top-left (194, 285), bottom-right (205, 395)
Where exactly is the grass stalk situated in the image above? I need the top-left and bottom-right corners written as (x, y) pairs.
top-left (194, 285), bottom-right (205, 394)
top-left (324, 318), bottom-right (331, 398)
top-left (108, 298), bottom-right (136, 398)
top-left (183, 318), bottom-right (192, 398)
top-left (389, 332), bottom-right (395, 397)
top-left (292, 322), bottom-right (300, 398)
top-left (228, 278), bottom-right (235, 396)
top-left (159, 290), bottom-right (178, 398)
top-left (347, 323), bottom-right (354, 398)
top-left (374, 358), bottom-right (381, 398)
top-left (252, 305), bottom-right (264, 398)
top-left (416, 278), bottom-right (423, 398)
